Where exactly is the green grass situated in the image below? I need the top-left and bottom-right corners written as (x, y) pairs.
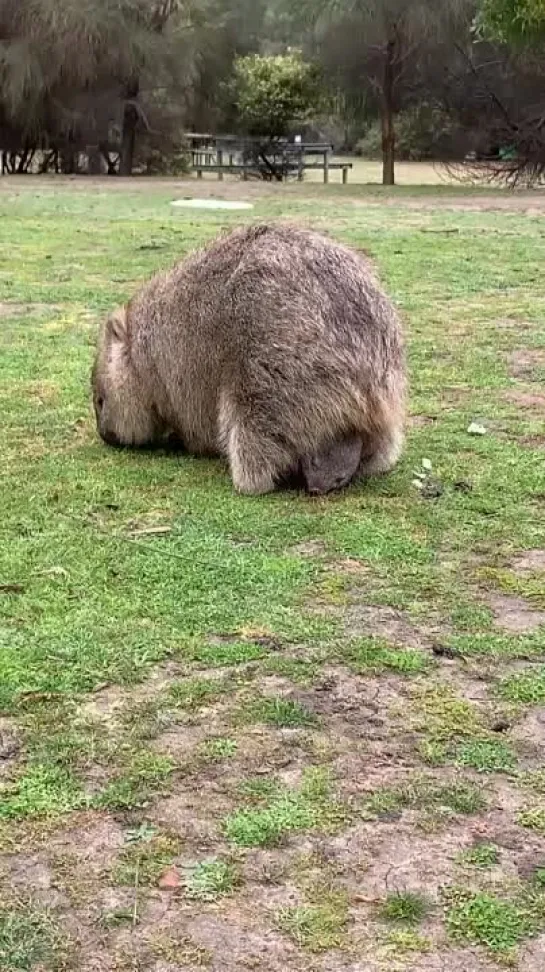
top-left (0, 904), bottom-right (68, 971)
top-left (2, 180), bottom-right (545, 968)
top-left (241, 696), bottom-right (318, 728)
top-left (455, 739), bottom-right (517, 774)
top-left (445, 889), bottom-right (535, 956)
top-left (364, 778), bottom-right (486, 821)
top-left (347, 638), bottom-right (429, 675)
top-left (497, 667), bottom-right (545, 704)
top-left (380, 891), bottom-right (430, 925)
top-left (225, 768), bottom-right (348, 847)
top-left (458, 843), bottom-right (500, 870)
top-left (113, 829), bottom-right (181, 887)
top-left (185, 858), bottom-right (240, 901)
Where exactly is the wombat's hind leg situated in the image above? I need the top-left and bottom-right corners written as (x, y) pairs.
top-left (358, 417), bottom-right (404, 478)
top-left (227, 421), bottom-right (289, 495)
top-left (301, 435), bottom-right (363, 496)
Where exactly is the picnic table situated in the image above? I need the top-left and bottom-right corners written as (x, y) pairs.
top-left (186, 134), bottom-right (352, 184)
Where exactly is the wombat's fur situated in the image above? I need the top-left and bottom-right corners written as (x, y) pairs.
top-left (92, 223), bottom-right (406, 495)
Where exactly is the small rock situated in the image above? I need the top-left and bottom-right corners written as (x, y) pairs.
top-left (467, 422), bottom-right (487, 436)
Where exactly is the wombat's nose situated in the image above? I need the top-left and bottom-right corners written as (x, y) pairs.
top-left (99, 426), bottom-right (123, 448)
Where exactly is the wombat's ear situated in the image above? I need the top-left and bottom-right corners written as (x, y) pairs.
top-left (107, 307), bottom-right (128, 343)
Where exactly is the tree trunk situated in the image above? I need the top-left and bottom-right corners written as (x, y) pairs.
top-left (381, 38), bottom-right (396, 186)
top-left (120, 80), bottom-right (140, 176)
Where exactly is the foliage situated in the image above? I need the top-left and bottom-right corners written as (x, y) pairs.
top-left (356, 105), bottom-right (455, 160)
top-left (231, 52), bottom-right (322, 137)
top-left (477, 0), bottom-right (545, 44)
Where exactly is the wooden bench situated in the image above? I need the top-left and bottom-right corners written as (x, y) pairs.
top-left (191, 152), bottom-right (353, 184)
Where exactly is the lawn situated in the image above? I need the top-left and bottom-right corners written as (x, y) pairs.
top-left (1, 177), bottom-right (545, 972)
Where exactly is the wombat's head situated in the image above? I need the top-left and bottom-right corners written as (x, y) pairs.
top-left (92, 307), bottom-right (158, 448)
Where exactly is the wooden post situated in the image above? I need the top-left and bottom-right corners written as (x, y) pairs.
top-left (297, 147), bottom-right (304, 182)
top-left (217, 148), bottom-right (223, 181)
top-left (323, 150), bottom-right (329, 184)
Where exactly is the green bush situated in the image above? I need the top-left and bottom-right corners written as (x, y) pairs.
top-left (232, 52), bottom-right (322, 138)
top-left (356, 105), bottom-right (454, 161)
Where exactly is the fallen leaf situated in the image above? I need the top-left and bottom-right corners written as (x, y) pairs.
top-left (158, 867), bottom-right (182, 890)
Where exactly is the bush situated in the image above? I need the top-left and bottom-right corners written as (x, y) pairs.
top-left (232, 52), bottom-right (322, 138)
top-left (356, 105), bottom-right (455, 161)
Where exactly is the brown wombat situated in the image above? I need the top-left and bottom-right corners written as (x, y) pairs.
top-left (92, 223), bottom-right (406, 495)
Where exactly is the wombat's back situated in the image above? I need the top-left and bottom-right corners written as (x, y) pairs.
top-left (128, 223), bottom-right (405, 458)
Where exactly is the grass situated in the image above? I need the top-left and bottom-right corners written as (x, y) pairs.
top-left (364, 778), bottom-right (486, 821)
top-left (113, 829), bottom-right (181, 886)
top-left (225, 768), bottom-right (348, 847)
top-left (380, 891), bottom-right (430, 925)
top-left (458, 843), bottom-right (500, 870)
top-left (2, 178), bottom-right (545, 969)
top-left (497, 667), bottom-right (545, 704)
top-left (0, 903), bottom-right (68, 972)
top-left (276, 904), bottom-right (348, 951)
top-left (185, 858), bottom-right (240, 901)
top-left (240, 696), bottom-right (318, 728)
top-left (445, 889), bottom-right (535, 956)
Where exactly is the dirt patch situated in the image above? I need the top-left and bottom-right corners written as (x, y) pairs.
top-left (509, 349), bottom-right (545, 381)
top-left (512, 550), bottom-right (545, 574)
top-left (487, 593), bottom-right (545, 634)
top-left (289, 540), bottom-right (328, 558)
top-left (188, 909), bottom-right (305, 972)
top-left (510, 708), bottom-right (545, 759)
top-left (340, 604), bottom-right (439, 649)
top-left (0, 717), bottom-right (20, 774)
top-left (0, 301), bottom-right (58, 318)
top-left (519, 936), bottom-right (545, 972)
top-left (411, 414), bottom-right (438, 428)
top-left (505, 390), bottom-right (545, 411)
top-left (520, 435), bottom-right (545, 450)
top-left (406, 952), bottom-right (502, 972)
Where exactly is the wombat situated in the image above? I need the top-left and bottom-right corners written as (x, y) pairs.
top-left (92, 223), bottom-right (406, 495)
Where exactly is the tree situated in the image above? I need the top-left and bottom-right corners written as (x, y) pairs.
top-left (232, 52), bottom-right (321, 137)
top-left (281, 0), bottom-right (475, 184)
top-left (0, 0), bottom-right (193, 174)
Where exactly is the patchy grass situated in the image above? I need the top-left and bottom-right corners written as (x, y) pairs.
top-left (0, 902), bottom-right (69, 971)
top-left (276, 879), bottom-right (350, 952)
top-left (185, 858), bottom-right (240, 901)
top-left (364, 777), bottom-right (487, 821)
top-left (240, 696), bottom-right (318, 728)
top-left (2, 180), bottom-right (545, 970)
top-left (445, 888), bottom-right (536, 957)
top-left (113, 829), bottom-right (181, 887)
top-left (382, 928), bottom-right (432, 954)
top-left (225, 769), bottom-right (348, 847)
top-left (380, 891), bottom-right (430, 925)
top-left (497, 668), bottom-right (545, 704)
top-left (517, 807), bottom-right (545, 834)
top-left (458, 843), bottom-right (500, 870)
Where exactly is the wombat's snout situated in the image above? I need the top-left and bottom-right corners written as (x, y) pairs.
top-left (98, 423), bottom-right (124, 448)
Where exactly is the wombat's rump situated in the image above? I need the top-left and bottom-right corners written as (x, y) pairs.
top-left (92, 223), bottom-right (406, 495)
